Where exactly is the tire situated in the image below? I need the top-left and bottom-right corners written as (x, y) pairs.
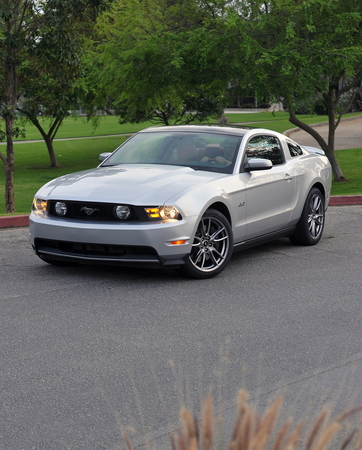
top-left (180, 209), bottom-right (233, 279)
top-left (289, 187), bottom-right (325, 246)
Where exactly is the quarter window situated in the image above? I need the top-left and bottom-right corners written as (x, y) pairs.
top-left (245, 135), bottom-right (284, 165)
top-left (287, 141), bottom-right (304, 157)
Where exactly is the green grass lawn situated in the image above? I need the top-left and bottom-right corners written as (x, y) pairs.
top-left (5, 110), bottom-right (361, 139)
top-left (9, 110), bottom-right (347, 140)
top-left (0, 136), bottom-right (129, 214)
top-left (0, 113), bottom-right (361, 215)
top-left (12, 115), bottom-right (150, 140)
top-left (330, 148), bottom-right (362, 195)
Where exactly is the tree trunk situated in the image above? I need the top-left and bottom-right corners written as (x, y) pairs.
top-left (236, 94), bottom-right (241, 108)
top-left (288, 110), bottom-right (346, 182)
top-left (44, 135), bottom-right (60, 168)
top-left (23, 115), bottom-right (63, 167)
top-left (2, 55), bottom-right (16, 213)
top-left (326, 91), bottom-right (347, 182)
top-left (4, 118), bottom-right (15, 213)
top-left (324, 149), bottom-right (345, 182)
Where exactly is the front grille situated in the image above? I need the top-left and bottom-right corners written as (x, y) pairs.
top-left (47, 201), bottom-right (151, 222)
top-left (35, 238), bottom-right (159, 260)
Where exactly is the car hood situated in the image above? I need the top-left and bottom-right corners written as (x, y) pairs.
top-left (37, 164), bottom-right (225, 204)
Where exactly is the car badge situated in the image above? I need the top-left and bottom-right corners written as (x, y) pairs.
top-left (81, 206), bottom-right (99, 216)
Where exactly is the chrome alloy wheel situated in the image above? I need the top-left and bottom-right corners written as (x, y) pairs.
top-left (289, 187), bottom-right (325, 246)
top-left (308, 193), bottom-right (324, 239)
top-left (189, 214), bottom-right (231, 273)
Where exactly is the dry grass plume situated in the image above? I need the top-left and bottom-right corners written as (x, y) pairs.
top-left (123, 390), bottom-right (362, 450)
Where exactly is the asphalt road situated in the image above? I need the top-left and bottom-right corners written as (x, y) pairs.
top-left (1, 206), bottom-right (362, 450)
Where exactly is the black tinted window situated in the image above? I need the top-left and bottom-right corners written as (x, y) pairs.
top-left (246, 135), bottom-right (284, 165)
top-left (288, 141), bottom-right (304, 157)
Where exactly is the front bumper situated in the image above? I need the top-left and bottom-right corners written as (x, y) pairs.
top-left (30, 212), bottom-right (198, 267)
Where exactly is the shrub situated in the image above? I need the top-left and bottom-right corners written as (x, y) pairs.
top-left (217, 116), bottom-right (230, 124)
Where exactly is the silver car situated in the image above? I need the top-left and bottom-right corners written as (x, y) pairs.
top-left (30, 125), bottom-right (332, 278)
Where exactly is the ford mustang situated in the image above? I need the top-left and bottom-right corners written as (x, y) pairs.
top-left (30, 125), bottom-right (332, 278)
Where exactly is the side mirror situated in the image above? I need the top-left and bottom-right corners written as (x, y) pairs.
top-left (99, 152), bottom-right (111, 162)
top-left (244, 158), bottom-right (273, 172)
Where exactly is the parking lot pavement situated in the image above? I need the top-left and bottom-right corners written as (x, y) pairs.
top-left (1, 205), bottom-right (362, 450)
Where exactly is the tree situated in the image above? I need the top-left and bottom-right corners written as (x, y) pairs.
top-left (0, 0), bottom-right (113, 213)
top-left (235, 0), bottom-right (362, 181)
top-left (84, 0), bottom-right (229, 126)
top-left (16, 45), bottom-right (82, 168)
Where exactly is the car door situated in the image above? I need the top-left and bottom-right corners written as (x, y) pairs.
top-left (240, 134), bottom-right (296, 239)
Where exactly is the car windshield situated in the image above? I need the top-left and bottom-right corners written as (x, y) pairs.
top-left (102, 131), bottom-right (243, 173)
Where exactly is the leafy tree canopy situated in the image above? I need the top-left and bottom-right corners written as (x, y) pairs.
top-left (0, 0), bottom-right (114, 212)
top-left (84, 0), bottom-right (233, 125)
top-left (231, 0), bottom-right (362, 180)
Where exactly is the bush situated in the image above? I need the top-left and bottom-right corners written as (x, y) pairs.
top-left (217, 116), bottom-right (229, 124)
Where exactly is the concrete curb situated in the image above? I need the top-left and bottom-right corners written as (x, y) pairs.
top-left (1, 196), bottom-right (362, 229)
top-left (328, 195), bottom-right (362, 206)
top-left (0, 215), bottom-right (29, 228)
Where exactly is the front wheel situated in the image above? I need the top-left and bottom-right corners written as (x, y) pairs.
top-left (289, 187), bottom-right (325, 246)
top-left (180, 209), bottom-right (233, 279)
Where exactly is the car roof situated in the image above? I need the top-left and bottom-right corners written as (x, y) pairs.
top-left (138, 124), bottom-right (252, 136)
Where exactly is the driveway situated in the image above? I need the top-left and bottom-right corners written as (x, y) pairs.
top-left (286, 115), bottom-right (362, 150)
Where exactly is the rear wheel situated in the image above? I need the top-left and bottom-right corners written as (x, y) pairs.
top-left (289, 187), bottom-right (325, 245)
top-left (180, 209), bottom-right (233, 279)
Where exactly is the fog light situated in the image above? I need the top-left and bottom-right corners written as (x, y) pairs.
top-left (55, 201), bottom-right (68, 216)
top-left (115, 205), bottom-right (131, 220)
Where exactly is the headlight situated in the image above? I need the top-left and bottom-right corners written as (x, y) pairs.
top-left (160, 206), bottom-right (180, 220)
top-left (114, 205), bottom-right (131, 220)
top-left (55, 201), bottom-right (68, 216)
top-left (33, 198), bottom-right (47, 211)
top-left (144, 206), bottom-right (181, 221)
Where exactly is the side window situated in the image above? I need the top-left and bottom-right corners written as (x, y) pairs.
top-left (287, 141), bottom-right (304, 157)
top-left (246, 135), bottom-right (284, 165)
